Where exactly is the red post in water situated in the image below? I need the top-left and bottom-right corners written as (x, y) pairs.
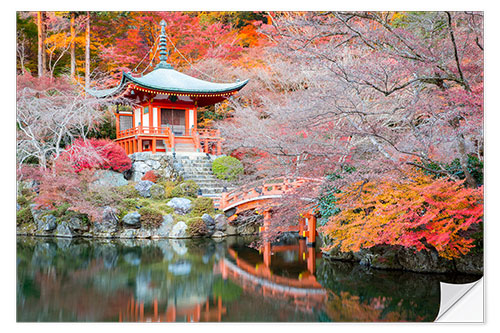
top-left (263, 241), bottom-right (272, 268)
top-left (307, 213), bottom-right (317, 245)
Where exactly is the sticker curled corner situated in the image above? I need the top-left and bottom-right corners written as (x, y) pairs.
top-left (435, 278), bottom-right (484, 322)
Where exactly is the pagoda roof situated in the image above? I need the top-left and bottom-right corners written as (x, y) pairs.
top-left (87, 67), bottom-right (248, 99)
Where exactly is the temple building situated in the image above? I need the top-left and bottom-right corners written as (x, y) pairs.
top-left (89, 20), bottom-right (248, 155)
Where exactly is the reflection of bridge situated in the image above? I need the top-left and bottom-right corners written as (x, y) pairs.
top-left (118, 240), bottom-right (326, 322)
top-left (219, 178), bottom-right (321, 244)
top-left (119, 295), bottom-right (226, 322)
top-left (218, 240), bottom-right (327, 312)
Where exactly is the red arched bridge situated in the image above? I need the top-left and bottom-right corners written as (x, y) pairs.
top-left (219, 177), bottom-right (322, 245)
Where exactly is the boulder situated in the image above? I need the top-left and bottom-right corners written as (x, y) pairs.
top-left (93, 170), bottom-right (128, 187)
top-left (225, 223), bottom-right (238, 236)
top-left (214, 214), bottom-right (228, 231)
top-left (37, 214), bottom-right (57, 232)
top-left (169, 221), bottom-right (189, 238)
top-left (211, 231), bottom-right (225, 238)
top-left (30, 205), bottom-right (56, 233)
top-left (153, 215), bottom-right (175, 238)
top-left (118, 228), bottom-right (139, 239)
top-left (123, 212), bottom-right (141, 228)
top-left (93, 206), bottom-right (119, 236)
top-left (67, 216), bottom-right (88, 232)
top-left (55, 221), bottom-right (77, 238)
top-left (150, 184), bottom-right (166, 200)
top-left (237, 223), bottom-right (258, 235)
top-left (167, 198), bottom-right (192, 215)
top-left (454, 251), bottom-right (483, 275)
top-left (324, 245), bottom-right (355, 261)
top-left (135, 180), bottom-right (155, 198)
top-left (146, 159), bottom-right (161, 169)
top-left (202, 214), bottom-right (215, 233)
top-left (396, 247), bottom-right (454, 273)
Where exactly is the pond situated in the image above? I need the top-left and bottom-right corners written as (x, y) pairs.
top-left (16, 235), bottom-right (480, 322)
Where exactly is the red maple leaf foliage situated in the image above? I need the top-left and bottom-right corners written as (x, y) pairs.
top-left (141, 170), bottom-right (158, 183)
top-left (320, 171), bottom-right (483, 259)
top-left (60, 138), bottom-right (131, 173)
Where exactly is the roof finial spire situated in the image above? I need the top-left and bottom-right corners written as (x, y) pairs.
top-left (156, 19), bottom-right (173, 69)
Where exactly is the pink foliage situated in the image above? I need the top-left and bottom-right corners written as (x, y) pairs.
top-left (61, 138), bottom-right (131, 173)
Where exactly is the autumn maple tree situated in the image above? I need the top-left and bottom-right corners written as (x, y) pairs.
top-left (320, 171), bottom-right (483, 259)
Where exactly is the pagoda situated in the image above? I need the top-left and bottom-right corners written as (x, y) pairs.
top-left (88, 20), bottom-right (248, 155)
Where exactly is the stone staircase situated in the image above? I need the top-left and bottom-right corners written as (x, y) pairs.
top-left (174, 153), bottom-right (231, 207)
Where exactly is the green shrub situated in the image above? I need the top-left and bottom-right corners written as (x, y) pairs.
top-left (159, 205), bottom-right (175, 214)
top-left (115, 183), bottom-right (140, 198)
top-left (212, 156), bottom-right (243, 181)
top-left (138, 207), bottom-right (163, 229)
top-left (150, 184), bottom-right (166, 200)
top-left (17, 195), bottom-right (30, 207)
top-left (138, 199), bottom-right (151, 207)
top-left (171, 180), bottom-right (199, 198)
top-left (186, 217), bottom-right (207, 237)
top-left (56, 202), bottom-right (71, 217)
top-left (121, 198), bottom-right (140, 210)
top-left (157, 180), bottom-right (176, 198)
top-left (192, 197), bottom-right (215, 216)
top-left (16, 207), bottom-right (34, 226)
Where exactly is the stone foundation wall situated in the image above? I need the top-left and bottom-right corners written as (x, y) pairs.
top-left (320, 234), bottom-right (483, 275)
top-left (128, 152), bottom-right (182, 182)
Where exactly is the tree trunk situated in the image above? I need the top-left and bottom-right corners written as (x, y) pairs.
top-left (41, 12), bottom-right (48, 76)
top-left (70, 12), bottom-right (76, 79)
top-left (85, 11), bottom-right (90, 90)
top-left (450, 117), bottom-right (477, 188)
top-left (37, 11), bottom-right (44, 77)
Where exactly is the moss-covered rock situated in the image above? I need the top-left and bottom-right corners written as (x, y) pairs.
top-left (150, 184), bottom-right (166, 200)
top-left (171, 180), bottom-right (199, 198)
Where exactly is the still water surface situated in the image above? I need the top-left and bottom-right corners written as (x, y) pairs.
top-left (17, 235), bottom-right (479, 322)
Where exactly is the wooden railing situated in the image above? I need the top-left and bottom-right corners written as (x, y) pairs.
top-left (117, 126), bottom-right (173, 139)
top-left (219, 178), bottom-right (311, 211)
top-left (197, 128), bottom-right (222, 155)
top-left (117, 125), bottom-right (223, 155)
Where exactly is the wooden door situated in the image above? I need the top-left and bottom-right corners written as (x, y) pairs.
top-left (161, 108), bottom-right (185, 135)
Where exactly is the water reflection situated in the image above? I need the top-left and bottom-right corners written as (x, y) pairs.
top-left (16, 236), bottom-right (480, 322)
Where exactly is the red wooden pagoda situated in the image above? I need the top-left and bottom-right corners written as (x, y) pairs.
top-left (88, 20), bottom-right (248, 155)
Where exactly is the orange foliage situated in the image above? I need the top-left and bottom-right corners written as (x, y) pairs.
top-left (320, 172), bottom-right (483, 259)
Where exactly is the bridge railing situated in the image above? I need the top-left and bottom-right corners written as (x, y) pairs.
top-left (219, 177), bottom-right (314, 210)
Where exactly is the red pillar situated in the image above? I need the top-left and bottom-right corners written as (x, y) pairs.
top-left (138, 138), bottom-right (143, 152)
top-left (298, 216), bottom-right (306, 238)
top-left (262, 210), bottom-right (271, 233)
top-left (307, 214), bottom-right (317, 245)
top-left (263, 241), bottom-right (272, 267)
top-left (115, 113), bottom-right (120, 138)
top-left (152, 138), bottom-right (157, 154)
